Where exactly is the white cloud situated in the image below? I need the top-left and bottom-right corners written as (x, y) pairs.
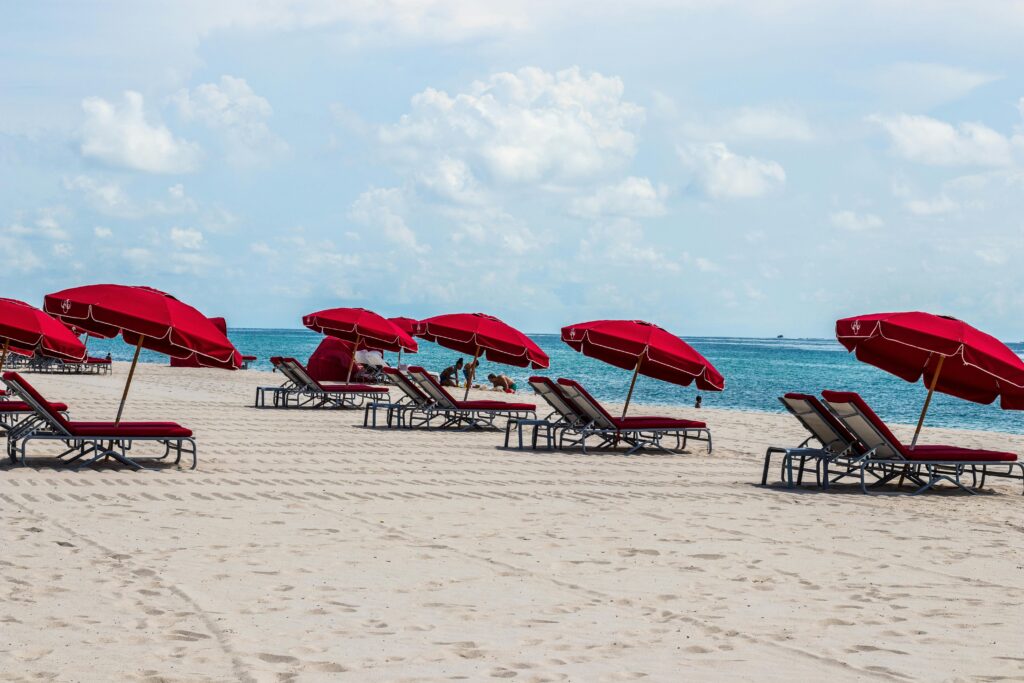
top-left (905, 195), bottom-right (959, 216)
top-left (869, 113), bottom-right (1014, 166)
top-left (169, 226), bottom-right (204, 249)
top-left (8, 210), bottom-right (70, 240)
top-left (348, 188), bottom-right (427, 253)
top-left (681, 105), bottom-right (814, 142)
top-left (580, 218), bottom-right (680, 271)
top-left (80, 91), bottom-right (201, 173)
top-left (94, 226), bottom-right (113, 238)
top-left (570, 176), bottom-right (668, 218)
top-left (975, 248), bottom-right (1008, 265)
top-left (0, 234), bottom-right (42, 272)
top-left (872, 63), bottom-right (1000, 109)
top-left (830, 210), bottom-right (884, 231)
top-left (380, 66), bottom-right (644, 187)
top-left (174, 75), bottom-right (288, 166)
top-left (678, 142), bottom-right (785, 198)
top-left (64, 175), bottom-right (133, 214)
top-left (416, 157), bottom-right (487, 205)
top-left (64, 175), bottom-right (197, 217)
top-left (250, 241), bottom-right (272, 255)
top-left (52, 243), bottom-right (73, 258)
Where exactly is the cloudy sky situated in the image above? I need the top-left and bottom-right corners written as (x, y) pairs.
top-left (4, 1), bottom-right (1024, 337)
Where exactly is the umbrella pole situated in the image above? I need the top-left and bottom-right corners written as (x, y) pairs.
top-left (346, 334), bottom-right (361, 384)
top-left (622, 355), bottom-right (644, 418)
top-left (911, 354), bottom-right (946, 449)
top-left (464, 346), bottom-right (481, 401)
top-left (115, 338), bottom-right (144, 426)
top-left (0, 339), bottom-right (9, 374)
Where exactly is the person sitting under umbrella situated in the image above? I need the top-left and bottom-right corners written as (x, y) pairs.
top-left (487, 373), bottom-right (516, 393)
top-left (439, 358), bottom-right (463, 387)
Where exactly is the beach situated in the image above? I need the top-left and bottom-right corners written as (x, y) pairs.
top-left (3, 363), bottom-right (1024, 682)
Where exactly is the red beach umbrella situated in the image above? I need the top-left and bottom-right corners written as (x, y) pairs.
top-left (44, 284), bottom-right (238, 423)
top-left (561, 319), bottom-right (725, 417)
top-left (303, 307), bottom-right (418, 383)
top-left (417, 313), bottom-right (549, 399)
top-left (387, 316), bottom-right (418, 337)
top-left (0, 298), bottom-right (87, 372)
top-left (387, 316), bottom-right (419, 367)
top-left (837, 311), bottom-right (1024, 447)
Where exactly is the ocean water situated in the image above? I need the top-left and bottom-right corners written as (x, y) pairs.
top-left (80, 329), bottom-right (1024, 435)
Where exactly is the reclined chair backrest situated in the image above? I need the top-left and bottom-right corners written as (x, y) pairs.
top-left (780, 392), bottom-right (863, 455)
top-left (821, 390), bottom-right (903, 459)
top-left (529, 376), bottom-right (586, 425)
top-left (279, 358), bottom-right (324, 393)
top-left (555, 378), bottom-right (617, 430)
top-left (1, 372), bottom-right (72, 435)
top-left (270, 356), bottom-right (300, 386)
top-left (406, 367), bottom-right (459, 409)
top-left (382, 367), bottom-right (432, 406)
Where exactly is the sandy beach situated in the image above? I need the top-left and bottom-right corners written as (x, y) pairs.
top-left (3, 363), bottom-right (1024, 682)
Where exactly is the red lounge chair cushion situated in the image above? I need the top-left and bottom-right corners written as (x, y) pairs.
top-left (822, 390), bottom-right (1017, 463)
top-left (613, 416), bottom-right (706, 429)
top-left (0, 401), bottom-right (68, 413)
top-left (901, 444), bottom-right (1016, 462)
top-left (66, 421), bottom-right (193, 438)
top-left (86, 357), bottom-right (111, 364)
top-left (320, 384), bottom-right (388, 394)
top-left (455, 399), bottom-right (536, 411)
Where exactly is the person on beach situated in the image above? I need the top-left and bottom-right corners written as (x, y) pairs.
top-left (694, 395), bottom-right (702, 409)
top-left (439, 358), bottom-right (463, 387)
top-left (487, 373), bottom-right (517, 393)
top-left (463, 358), bottom-right (479, 386)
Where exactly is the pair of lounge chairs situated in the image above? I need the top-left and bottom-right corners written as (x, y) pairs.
top-left (254, 357), bottom-right (389, 409)
top-left (507, 376), bottom-right (711, 455)
top-left (1, 372), bottom-right (196, 470)
top-left (764, 390), bottom-right (1023, 495)
top-left (363, 366), bottom-right (536, 430)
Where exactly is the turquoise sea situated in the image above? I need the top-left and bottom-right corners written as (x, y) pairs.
top-left (82, 329), bottom-right (1024, 435)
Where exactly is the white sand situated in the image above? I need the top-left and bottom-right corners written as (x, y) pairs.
top-left (2, 362), bottom-right (1023, 682)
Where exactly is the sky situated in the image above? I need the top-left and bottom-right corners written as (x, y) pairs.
top-left (3, 1), bottom-right (1024, 338)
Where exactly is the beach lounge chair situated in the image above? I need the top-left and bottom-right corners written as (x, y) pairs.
top-left (556, 378), bottom-right (712, 455)
top-left (0, 397), bottom-right (69, 441)
top-left (405, 366), bottom-right (536, 430)
top-left (254, 357), bottom-right (388, 409)
top-left (2, 372), bottom-right (196, 470)
top-left (362, 367), bottom-right (436, 428)
top-left (761, 393), bottom-right (865, 488)
top-left (821, 390), bottom-right (1023, 494)
top-left (504, 376), bottom-right (588, 449)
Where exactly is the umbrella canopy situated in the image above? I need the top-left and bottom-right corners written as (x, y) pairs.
top-left (0, 298), bottom-right (87, 371)
top-left (303, 307), bottom-right (417, 383)
top-left (170, 316), bottom-right (244, 369)
top-left (387, 316), bottom-right (419, 337)
top-left (44, 285), bottom-right (238, 367)
top-left (561, 319), bottom-right (725, 417)
top-left (44, 284), bottom-right (238, 422)
top-left (836, 311), bottom-right (1024, 446)
top-left (417, 313), bottom-right (549, 399)
top-left (303, 308), bottom-right (418, 353)
top-left (417, 313), bottom-right (548, 368)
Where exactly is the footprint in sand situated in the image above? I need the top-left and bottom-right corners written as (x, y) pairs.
top-left (257, 652), bottom-right (299, 664)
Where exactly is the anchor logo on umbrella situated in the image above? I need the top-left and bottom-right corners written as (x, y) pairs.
top-left (61, 299), bottom-right (72, 313)
top-left (851, 320), bottom-right (861, 335)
